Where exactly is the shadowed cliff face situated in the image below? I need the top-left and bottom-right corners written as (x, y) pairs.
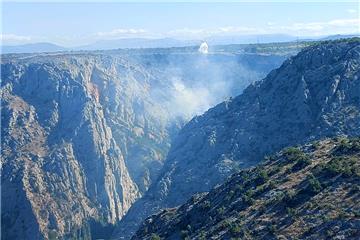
top-left (115, 39), bottom-right (360, 239)
top-left (1, 47), bottom-right (286, 239)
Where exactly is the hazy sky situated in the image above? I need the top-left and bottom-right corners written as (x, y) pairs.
top-left (1, 1), bottom-right (359, 46)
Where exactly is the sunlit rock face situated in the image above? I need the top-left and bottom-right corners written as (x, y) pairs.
top-left (1, 45), bottom-right (289, 239)
top-left (0, 55), bottom-right (164, 239)
top-left (116, 39), bottom-right (360, 239)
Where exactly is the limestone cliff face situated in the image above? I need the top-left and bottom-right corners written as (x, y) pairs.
top-left (1, 48), bottom-right (286, 239)
top-left (116, 39), bottom-right (360, 238)
top-left (1, 54), bottom-right (178, 239)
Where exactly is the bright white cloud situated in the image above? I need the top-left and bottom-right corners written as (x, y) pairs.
top-left (218, 26), bottom-right (258, 33)
top-left (328, 18), bottom-right (359, 27)
top-left (166, 18), bottom-right (359, 39)
top-left (3, 17), bottom-right (359, 46)
top-left (167, 26), bottom-right (258, 39)
top-left (95, 28), bottom-right (147, 38)
top-left (167, 28), bottom-right (207, 38)
top-left (279, 18), bottom-right (360, 35)
top-left (1, 34), bottom-right (32, 42)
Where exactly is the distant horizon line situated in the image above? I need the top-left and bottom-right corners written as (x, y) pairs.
top-left (2, 33), bottom-right (359, 48)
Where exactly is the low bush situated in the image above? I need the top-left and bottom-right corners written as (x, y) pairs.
top-left (318, 156), bottom-right (358, 178)
top-left (333, 138), bottom-right (360, 155)
top-left (255, 169), bottom-right (269, 185)
top-left (229, 222), bottom-right (242, 234)
top-left (292, 157), bottom-right (311, 171)
top-left (150, 233), bottom-right (161, 240)
top-left (308, 174), bottom-right (322, 193)
top-left (283, 147), bottom-right (310, 164)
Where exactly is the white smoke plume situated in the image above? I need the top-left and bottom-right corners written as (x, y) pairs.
top-left (170, 77), bottom-right (212, 117)
top-left (198, 41), bottom-right (209, 54)
top-left (147, 47), bottom-right (283, 120)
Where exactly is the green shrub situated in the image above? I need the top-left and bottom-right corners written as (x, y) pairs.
top-left (258, 205), bottom-right (266, 214)
top-left (286, 207), bottom-right (297, 217)
top-left (333, 138), bottom-right (360, 155)
top-left (353, 209), bottom-right (360, 218)
top-left (338, 209), bottom-right (348, 219)
top-left (201, 200), bottom-right (211, 209)
top-left (283, 147), bottom-right (309, 163)
top-left (180, 230), bottom-right (189, 239)
top-left (268, 180), bottom-right (276, 189)
top-left (226, 190), bottom-right (236, 201)
top-left (326, 229), bottom-right (333, 238)
top-left (243, 189), bottom-right (255, 205)
top-left (264, 155), bottom-right (276, 162)
top-left (217, 207), bottom-right (226, 215)
top-left (255, 169), bottom-right (269, 185)
top-left (320, 213), bottom-right (330, 222)
top-left (292, 157), bottom-right (311, 171)
top-left (230, 222), bottom-right (242, 234)
top-left (312, 141), bottom-right (321, 149)
top-left (313, 155), bottom-right (358, 179)
top-left (256, 184), bottom-right (265, 193)
top-left (308, 174), bottom-right (322, 193)
top-left (267, 224), bottom-right (277, 234)
top-left (234, 184), bottom-right (244, 192)
top-left (268, 165), bottom-right (281, 176)
top-left (284, 189), bottom-right (296, 201)
top-left (219, 219), bottom-right (231, 229)
top-left (186, 224), bottom-right (192, 232)
top-left (151, 233), bottom-right (161, 240)
top-left (198, 230), bottom-right (206, 240)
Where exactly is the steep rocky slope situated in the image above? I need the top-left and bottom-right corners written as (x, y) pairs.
top-left (134, 137), bottom-right (360, 240)
top-left (1, 46), bottom-right (286, 239)
top-left (1, 54), bottom-right (163, 239)
top-left (116, 39), bottom-right (360, 238)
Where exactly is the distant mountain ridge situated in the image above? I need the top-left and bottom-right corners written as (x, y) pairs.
top-left (1, 42), bottom-right (66, 54)
top-left (76, 38), bottom-right (198, 51)
top-left (320, 34), bottom-right (360, 41)
top-left (2, 34), bottom-right (358, 54)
